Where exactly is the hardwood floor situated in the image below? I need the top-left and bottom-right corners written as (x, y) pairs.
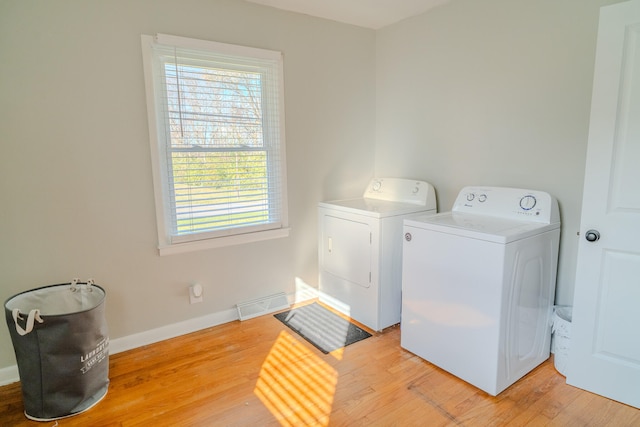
top-left (1, 301), bottom-right (639, 426)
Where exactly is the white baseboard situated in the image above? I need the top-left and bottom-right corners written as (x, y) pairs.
top-left (0, 287), bottom-right (317, 386)
top-left (108, 307), bottom-right (239, 355)
top-left (0, 365), bottom-right (19, 387)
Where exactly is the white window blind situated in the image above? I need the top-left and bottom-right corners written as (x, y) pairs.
top-left (141, 34), bottom-right (289, 254)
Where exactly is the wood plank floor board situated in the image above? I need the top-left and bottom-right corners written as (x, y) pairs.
top-left (1, 301), bottom-right (639, 426)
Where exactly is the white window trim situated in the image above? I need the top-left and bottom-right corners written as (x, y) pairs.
top-left (141, 34), bottom-right (289, 255)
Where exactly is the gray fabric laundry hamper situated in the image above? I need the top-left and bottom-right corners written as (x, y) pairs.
top-left (4, 279), bottom-right (109, 421)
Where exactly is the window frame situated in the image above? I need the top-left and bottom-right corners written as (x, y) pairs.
top-left (141, 34), bottom-right (289, 255)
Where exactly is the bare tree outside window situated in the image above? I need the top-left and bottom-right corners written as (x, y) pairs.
top-left (165, 64), bottom-right (269, 234)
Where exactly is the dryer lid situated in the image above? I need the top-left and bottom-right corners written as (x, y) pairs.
top-left (319, 197), bottom-right (436, 218)
top-left (319, 178), bottom-right (437, 218)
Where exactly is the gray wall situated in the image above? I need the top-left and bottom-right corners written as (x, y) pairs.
top-left (376, 0), bottom-right (623, 305)
top-left (0, 0), bottom-right (376, 369)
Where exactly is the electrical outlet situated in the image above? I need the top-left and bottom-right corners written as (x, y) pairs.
top-left (189, 283), bottom-right (203, 304)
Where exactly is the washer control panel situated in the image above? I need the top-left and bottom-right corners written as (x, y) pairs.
top-left (364, 178), bottom-right (436, 207)
top-left (452, 186), bottom-right (559, 224)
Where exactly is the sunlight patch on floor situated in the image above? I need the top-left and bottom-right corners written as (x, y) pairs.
top-left (255, 330), bottom-right (338, 426)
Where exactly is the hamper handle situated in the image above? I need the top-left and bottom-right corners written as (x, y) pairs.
top-left (70, 277), bottom-right (95, 292)
top-left (12, 309), bottom-right (43, 336)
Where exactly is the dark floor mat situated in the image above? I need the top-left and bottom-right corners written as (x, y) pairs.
top-left (274, 302), bottom-right (372, 354)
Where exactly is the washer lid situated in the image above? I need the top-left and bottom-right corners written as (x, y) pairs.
top-left (404, 212), bottom-right (560, 243)
top-left (319, 198), bottom-right (436, 218)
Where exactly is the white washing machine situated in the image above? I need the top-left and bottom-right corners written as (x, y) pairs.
top-left (318, 178), bottom-right (437, 331)
top-left (401, 186), bottom-right (560, 395)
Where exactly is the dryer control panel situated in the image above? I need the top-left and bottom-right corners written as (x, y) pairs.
top-left (363, 178), bottom-right (436, 208)
top-left (452, 186), bottom-right (560, 224)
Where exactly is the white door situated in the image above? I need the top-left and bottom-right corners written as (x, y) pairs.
top-left (567, 0), bottom-right (640, 409)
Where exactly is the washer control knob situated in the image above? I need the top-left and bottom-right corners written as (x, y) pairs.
top-left (585, 229), bottom-right (601, 242)
top-left (478, 194), bottom-right (487, 202)
top-left (520, 195), bottom-right (537, 210)
top-left (466, 193), bottom-right (475, 202)
top-left (404, 232), bottom-right (412, 242)
top-left (372, 180), bottom-right (382, 191)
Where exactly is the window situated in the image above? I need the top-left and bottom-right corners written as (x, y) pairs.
top-left (141, 34), bottom-right (289, 255)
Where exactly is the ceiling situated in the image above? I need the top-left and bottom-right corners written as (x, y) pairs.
top-left (244, 0), bottom-right (451, 29)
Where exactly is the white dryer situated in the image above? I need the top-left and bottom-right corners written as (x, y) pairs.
top-left (401, 186), bottom-right (560, 395)
top-left (319, 178), bottom-right (437, 331)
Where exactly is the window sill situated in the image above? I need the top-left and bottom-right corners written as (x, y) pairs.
top-left (157, 227), bottom-right (290, 256)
